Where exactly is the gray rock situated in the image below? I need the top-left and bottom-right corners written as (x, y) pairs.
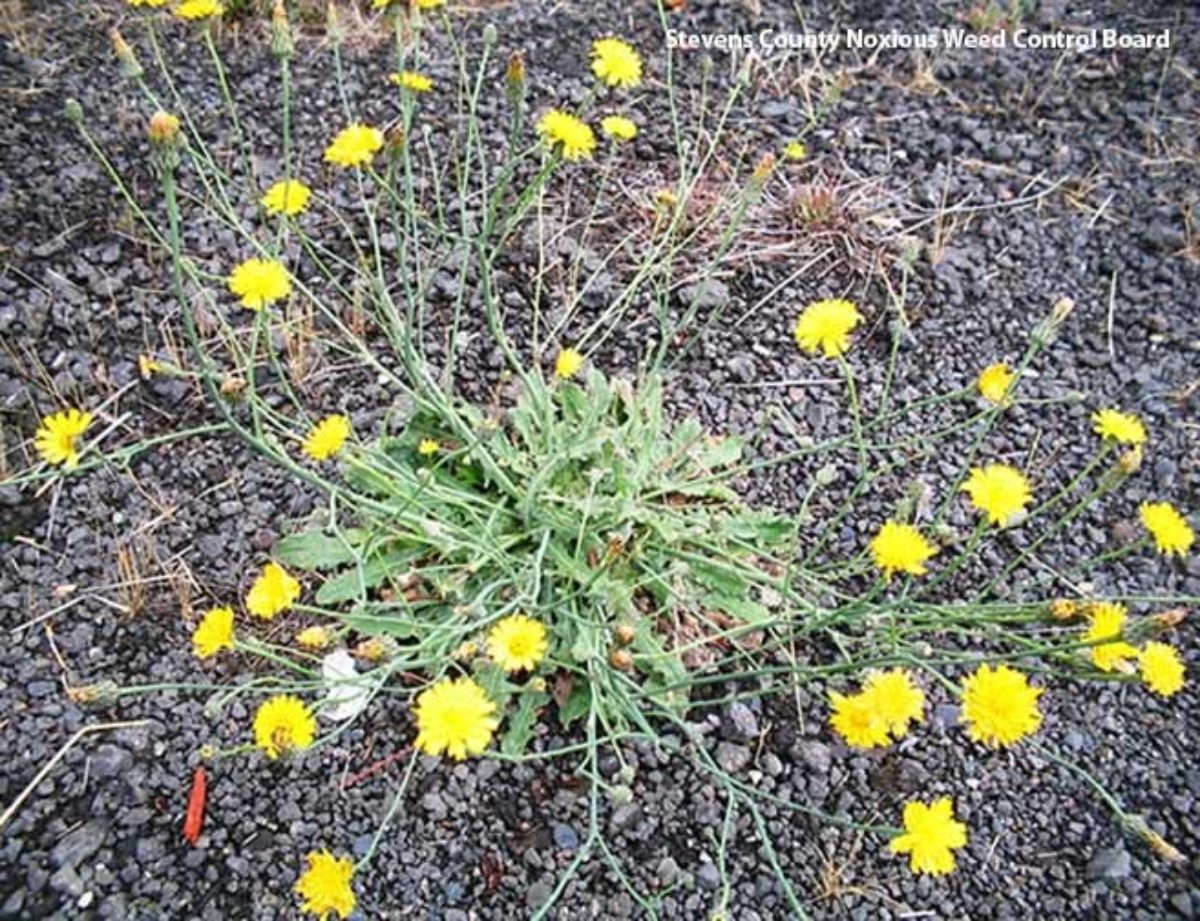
top-left (50, 821), bottom-right (107, 870)
top-left (1086, 846), bottom-right (1132, 881)
top-left (90, 744), bottom-right (132, 779)
top-left (793, 740), bottom-right (831, 774)
top-left (723, 702), bottom-right (759, 740)
top-left (656, 856), bottom-right (681, 887)
top-left (715, 742), bottom-right (751, 773)
top-left (696, 862), bottom-right (722, 891)
top-left (552, 823), bottom-right (579, 851)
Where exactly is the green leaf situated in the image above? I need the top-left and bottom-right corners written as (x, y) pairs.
top-left (557, 681), bottom-right (592, 728)
top-left (474, 661), bottom-right (516, 712)
top-left (701, 593), bottom-right (771, 625)
top-left (689, 560), bottom-right (749, 597)
top-left (339, 604), bottom-right (421, 639)
top-left (501, 688), bottom-right (550, 756)
top-left (275, 530), bottom-right (365, 571)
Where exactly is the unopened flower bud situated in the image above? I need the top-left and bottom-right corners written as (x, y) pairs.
top-left (1153, 607), bottom-right (1188, 629)
top-left (481, 23), bottom-right (497, 47)
top-left (1049, 598), bottom-right (1079, 622)
top-left (270, 0), bottom-right (293, 58)
top-left (111, 27), bottom-right (144, 79)
top-left (326, 1), bottom-right (343, 45)
top-left (387, 124), bottom-right (406, 155)
top-left (64, 97), bottom-right (84, 124)
top-left (614, 624), bottom-right (636, 646)
top-left (505, 51), bottom-right (526, 107)
top-left (1117, 445), bottom-right (1143, 475)
top-left (609, 648), bottom-right (633, 671)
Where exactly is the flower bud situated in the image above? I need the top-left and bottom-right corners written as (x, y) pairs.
top-left (609, 648), bottom-right (633, 671)
top-left (110, 28), bottom-right (144, 80)
top-left (505, 51), bottom-right (526, 107)
top-left (64, 97), bottom-right (84, 124)
top-left (481, 23), bottom-right (497, 47)
top-left (614, 623), bottom-right (636, 646)
top-left (1049, 598), bottom-right (1079, 622)
top-left (270, 0), bottom-right (293, 58)
top-left (326, 1), bottom-right (344, 45)
top-left (1117, 445), bottom-right (1143, 475)
top-left (749, 152), bottom-right (776, 193)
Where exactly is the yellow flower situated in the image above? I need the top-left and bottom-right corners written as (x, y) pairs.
top-left (554, 347), bottom-right (584, 379)
top-left (412, 676), bottom-right (499, 760)
top-left (417, 438), bottom-right (439, 456)
top-left (869, 521), bottom-right (937, 579)
top-left (303, 415), bottom-right (351, 461)
top-left (324, 124), bottom-right (384, 168)
top-left (1049, 598), bottom-right (1080, 622)
top-left (1084, 602), bottom-right (1137, 673)
top-left (147, 111), bottom-right (181, 143)
top-left (138, 355), bottom-right (162, 379)
top-left (295, 851), bottom-right (355, 920)
top-left (783, 140), bottom-right (807, 161)
top-left (591, 37), bottom-right (642, 88)
top-left (537, 109), bottom-right (596, 161)
top-left (176, 0), bottom-right (223, 19)
top-left (961, 463), bottom-right (1032, 527)
top-left (296, 626), bottom-right (331, 650)
top-left (862, 669), bottom-right (925, 736)
top-left (253, 694), bottom-right (316, 758)
top-left (389, 70), bottom-right (432, 92)
top-left (1092, 408), bottom-right (1147, 446)
top-left (487, 614), bottom-right (549, 673)
top-left (228, 258), bottom-right (291, 310)
top-left (262, 179), bottom-right (312, 216)
top-left (600, 115), bottom-right (638, 142)
top-left (1139, 502), bottom-right (1194, 557)
top-left (34, 408), bottom-right (93, 469)
top-left (246, 562), bottom-right (302, 619)
top-left (793, 298), bottom-right (863, 358)
top-left (128, 0), bottom-right (169, 6)
top-left (960, 664), bottom-right (1042, 747)
top-left (889, 798), bottom-right (968, 876)
top-left (828, 690), bottom-right (890, 749)
top-left (1139, 641), bottom-right (1185, 697)
top-left (977, 362), bottom-right (1015, 406)
top-left (193, 606), bottom-right (235, 659)
top-left (374, 0), bottom-right (441, 7)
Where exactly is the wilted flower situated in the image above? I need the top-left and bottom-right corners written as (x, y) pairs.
top-left (537, 109), bottom-right (596, 161)
top-left (1049, 598), bottom-right (1080, 622)
top-left (192, 606), bottom-right (235, 659)
top-left (270, 0), bottom-right (293, 57)
top-left (412, 676), bottom-right (499, 760)
top-left (34, 408), bottom-right (93, 469)
top-left (506, 51), bottom-right (526, 106)
top-left (246, 562), bottom-right (301, 619)
top-left (1139, 501), bottom-right (1194, 557)
top-left (295, 851), bottom-right (355, 919)
top-left (487, 614), bottom-right (549, 673)
top-left (960, 664), bottom-right (1042, 747)
top-left (110, 28), bottom-right (143, 79)
top-left (869, 521), bottom-right (937, 579)
top-left (227, 258), bottom-right (291, 310)
top-left (961, 463), bottom-right (1032, 527)
top-left (889, 798), bottom-right (968, 876)
top-left (302, 415), bottom-right (351, 461)
top-left (793, 298), bottom-right (863, 358)
top-left (324, 124), bottom-right (384, 168)
top-left (1092, 408), bottom-right (1147, 446)
top-left (591, 37), bottom-right (642, 87)
top-left (554, 347), bottom-right (584, 379)
top-left (262, 179), bottom-right (312, 217)
top-left (253, 695), bottom-right (316, 758)
top-left (600, 115), bottom-right (637, 142)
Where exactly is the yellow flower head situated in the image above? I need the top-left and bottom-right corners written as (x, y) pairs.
top-left (1092, 408), bottom-right (1147, 446)
top-left (128, 0), bottom-right (169, 6)
top-left (1049, 598), bottom-right (1080, 622)
top-left (783, 140), bottom-right (807, 161)
top-left (793, 298), bottom-right (863, 358)
top-left (34, 408), bottom-right (93, 469)
top-left (1139, 502), bottom-right (1194, 557)
top-left (862, 669), bottom-right (925, 736)
top-left (303, 415), bottom-right (351, 461)
top-left (417, 438), bottom-right (439, 456)
top-left (828, 689), bottom-right (890, 749)
top-left (1084, 602), bottom-right (1137, 673)
top-left (295, 850), bottom-right (356, 920)
top-left (591, 37), bottom-right (642, 88)
top-left (389, 70), bottom-right (433, 92)
top-left (228, 258), bottom-right (291, 310)
top-left (554, 347), bottom-right (584, 379)
top-left (374, 0), bottom-right (442, 7)
top-left (147, 111), bottom-right (181, 143)
top-left (487, 614), bottom-right (549, 673)
top-left (193, 606), bottom-right (235, 659)
top-left (869, 521), bottom-right (937, 579)
top-left (600, 115), bottom-right (638, 142)
top-left (412, 676), bottom-right (499, 760)
top-left (262, 179), bottom-right (312, 216)
top-left (253, 694), bottom-right (316, 758)
top-left (961, 463), bottom-right (1032, 527)
top-left (537, 110), bottom-right (596, 161)
top-left (296, 625), bottom-right (332, 650)
top-left (324, 124), bottom-right (384, 168)
top-left (960, 664), bottom-right (1042, 747)
top-left (889, 798), bottom-right (968, 876)
top-left (977, 362), bottom-right (1015, 407)
top-left (176, 0), bottom-right (223, 19)
top-left (246, 562), bottom-right (302, 619)
top-left (1139, 641), bottom-right (1185, 698)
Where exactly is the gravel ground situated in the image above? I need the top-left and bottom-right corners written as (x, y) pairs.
top-left (2, 0), bottom-right (1199, 918)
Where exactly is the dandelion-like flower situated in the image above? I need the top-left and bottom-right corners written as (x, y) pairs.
top-left (869, 521), bottom-right (937, 579)
top-left (863, 669), bottom-right (925, 736)
top-left (262, 179), bottom-right (312, 216)
top-left (961, 463), bottom-right (1032, 527)
top-left (228, 258), bottom-right (291, 310)
top-left (961, 664), bottom-right (1042, 747)
top-left (1084, 602), bottom-right (1137, 673)
top-left (417, 438), bottom-right (439, 456)
top-left (1092, 408), bottom-right (1147, 446)
top-left (828, 689), bottom-right (890, 749)
top-left (389, 70), bottom-right (432, 92)
top-left (487, 614), bottom-right (549, 673)
top-left (600, 115), bottom-right (638, 142)
top-left (324, 124), bottom-right (384, 168)
top-left (889, 798), bottom-right (968, 876)
top-left (193, 606), bottom-right (235, 659)
top-left (246, 562), bottom-right (302, 619)
top-left (977, 362), bottom-right (1015, 406)
top-left (296, 626), bottom-right (331, 650)
top-left (303, 415), bottom-right (351, 461)
top-left (128, 0), bottom-right (169, 6)
top-left (555, 347), bottom-right (584, 379)
top-left (1139, 641), bottom-right (1185, 697)
top-left (412, 676), bottom-right (499, 760)
top-left (34, 408), bottom-right (93, 469)
top-left (295, 850), bottom-right (356, 919)
top-left (1139, 501), bottom-right (1194, 557)
top-left (147, 111), bottom-right (181, 143)
top-left (783, 140), bottom-right (807, 161)
top-left (176, 0), bottom-right (223, 19)
top-left (253, 695), bottom-right (316, 758)
top-left (537, 110), bottom-right (596, 161)
top-left (591, 37), bottom-right (642, 88)
top-left (793, 298), bottom-right (863, 358)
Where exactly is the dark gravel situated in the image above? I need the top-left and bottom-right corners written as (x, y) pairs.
top-left (2, 0), bottom-right (1199, 918)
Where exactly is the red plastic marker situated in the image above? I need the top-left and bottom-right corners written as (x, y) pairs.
top-left (183, 766), bottom-right (207, 845)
